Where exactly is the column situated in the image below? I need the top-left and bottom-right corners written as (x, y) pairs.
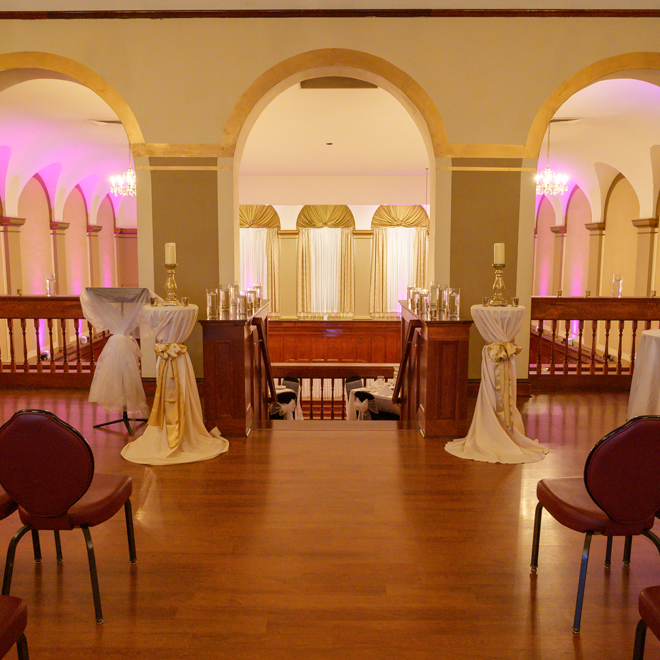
top-left (0, 217), bottom-right (26, 295)
top-left (549, 225), bottom-right (566, 295)
top-left (50, 221), bottom-right (69, 295)
top-left (87, 224), bottom-right (102, 287)
top-left (631, 218), bottom-right (658, 296)
top-left (585, 222), bottom-right (605, 295)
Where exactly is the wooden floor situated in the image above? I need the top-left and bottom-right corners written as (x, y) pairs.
top-left (0, 389), bottom-right (658, 659)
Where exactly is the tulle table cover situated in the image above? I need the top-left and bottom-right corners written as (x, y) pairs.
top-left (627, 329), bottom-right (660, 419)
top-left (445, 305), bottom-right (548, 464)
top-left (80, 287), bottom-right (152, 418)
top-left (121, 304), bottom-right (229, 465)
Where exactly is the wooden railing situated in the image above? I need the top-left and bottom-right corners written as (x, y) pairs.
top-left (529, 296), bottom-right (660, 390)
top-left (0, 296), bottom-right (107, 388)
top-left (271, 362), bottom-right (396, 420)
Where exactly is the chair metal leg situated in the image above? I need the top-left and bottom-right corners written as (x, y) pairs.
top-left (605, 536), bottom-right (613, 569)
top-left (573, 531), bottom-right (593, 634)
top-left (124, 500), bottom-right (137, 564)
top-left (81, 525), bottom-right (103, 624)
top-left (624, 535), bottom-right (633, 566)
top-left (54, 530), bottom-right (63, 564)
top-left (642, 529), bottom-right (660, 558)
top-left (16, 633), bottom-right (29, 660)
top-left (2, 524), bottom-right (31, 596)
top-left (530, 502), bottom-right (543, 572)
top-left (633, 619), bottom-right (647, 660)
top-left (30, 530), bottom-right (41, 564)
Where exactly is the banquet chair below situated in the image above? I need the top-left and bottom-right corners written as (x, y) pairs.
top-left (530, 415), bottom-right (660, 634)
top-left (634, 586), bottom-right (660, 660)
top-left (0, 596), bottom-right (28, 660)
top-left (0, 409), bottom-right (137, 624)
top-left (270, 390), bottom-right (298, 420)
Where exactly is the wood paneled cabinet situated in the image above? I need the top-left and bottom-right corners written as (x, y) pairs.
top-left (200, 303), bottom-right (270, 437)
top-left (399, 303), bottom-right (472, 437)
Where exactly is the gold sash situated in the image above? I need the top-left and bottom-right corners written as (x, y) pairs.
top-left (487, 341), bottom-right (522, 433)
top-left (148, 342), bottom-right (187, 449)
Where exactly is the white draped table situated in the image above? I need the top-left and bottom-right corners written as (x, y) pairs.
top-left (627, 329), bottom-right (660, 419)
top-left (121, 304), bottom-right (229, 465)
top-left (445, 305), bottom-right (548, 464)
top-left (347, 384), bottom-right (400, 420)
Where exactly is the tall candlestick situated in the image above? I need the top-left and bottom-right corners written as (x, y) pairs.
top-left (165, 242), bottom-right (176, 265)
top-left (494, 242), bottom-right (505, 265)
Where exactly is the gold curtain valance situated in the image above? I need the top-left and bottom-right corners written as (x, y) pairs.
top-left (371, 205), bottom-right (429, 228)
top-left (239, 205), bottom-right (280, 229)
top-left (296, 205), bottom-right (355, 229)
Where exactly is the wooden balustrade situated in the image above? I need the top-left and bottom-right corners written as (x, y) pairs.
top-left (529, 296), bottom-right (660, 390)
top-left (0, 296), bottom-right (107, 388)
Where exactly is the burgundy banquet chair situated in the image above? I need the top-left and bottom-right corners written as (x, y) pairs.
top-left (0, 596), bottom-right (28, 660)
top-left (0, 409), bottom-right (137, 624)
top-left (530, 415), bottom-right (660, 633)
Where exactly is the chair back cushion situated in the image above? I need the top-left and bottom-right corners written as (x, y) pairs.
top-left (345, 377), bottom-right (363, 394)
top-left (282, 378), bottom-right (300, 396)
top-left (277, 391), bottom-right (297, 405)
top-left (585, 416), bottom-right (660, 525)
top-left (0, 410), bottom-right (94, 518)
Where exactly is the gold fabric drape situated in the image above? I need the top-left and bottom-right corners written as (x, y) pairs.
top-left (266, 227), bottom-right (279, 315)
top-left (371, 205), bottom-right (429, 228)
top-left (239, 205), bottom-right (280, 228)
top-left (296, 205), bottom-right (355, 229)
top-left (369, 227), bottom-right (388, 316)
top-left (297, 227), bottom-right (354, 319)
top-left (413, 226), bottom-right (428, 285)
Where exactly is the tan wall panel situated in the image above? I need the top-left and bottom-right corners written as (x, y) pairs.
top-left (451, 159), bottom-right (522, 378)
top-left (354, 235), bottom-right (371, 318)
top-left (151, 157), bottom-right (219, 374)
top-left (278, 235), bottom-right (297, 318)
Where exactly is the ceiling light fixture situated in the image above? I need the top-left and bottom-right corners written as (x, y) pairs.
top-left (110, 144), bottom-right (136, 197)
top-left (535, 121), bottom-right (569, 196)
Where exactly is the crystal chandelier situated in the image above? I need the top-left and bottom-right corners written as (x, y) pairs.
top-left (535, 122), bottom-right (569, 196)
top-left (110, 145), bottom-right (136, 197)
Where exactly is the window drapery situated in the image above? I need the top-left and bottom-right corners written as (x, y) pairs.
top-left (369, 205), bottom-right (428, 316)
top-left (238, 205), bottom-right (280, 315)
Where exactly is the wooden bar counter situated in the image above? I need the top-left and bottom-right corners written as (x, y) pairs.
top-left (399, 302), bottom-right (472, 437)
top-left (200, 302), bottom-right (271, 437)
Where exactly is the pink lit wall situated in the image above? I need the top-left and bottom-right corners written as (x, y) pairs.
top-left (97, 195), bottom-right (117, 287)
top-left (562, 187), bottom-right (591, 297)
top-left (63, 186), bottom-right (89, 295)
top-left (533, 197), bottom-right (556, 296)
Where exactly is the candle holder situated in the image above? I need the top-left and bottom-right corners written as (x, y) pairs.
top-left (488, 263), bottom-right (509, 306)
top-left (163, 262), bottom-right (181, 306)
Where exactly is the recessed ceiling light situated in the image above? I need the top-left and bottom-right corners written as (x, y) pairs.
top-left (326, 142), bottom-right (333, 145)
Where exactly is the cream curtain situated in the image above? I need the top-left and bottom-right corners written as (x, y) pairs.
top-left (297, 227), bottom-right (354, 318)
top-left (372, 205), bottom-right (429, 228)
top-left (369, 227), bottom-right (388, 316)
top-left (238, 206), bottom-right (280, 315)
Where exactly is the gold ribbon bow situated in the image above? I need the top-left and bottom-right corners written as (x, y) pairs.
top-left (486, 341), bottom-right (522, 434)
top-left (148, 342), bottom-right (188, 450)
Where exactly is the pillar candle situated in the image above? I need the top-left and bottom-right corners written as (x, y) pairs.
top-left (165, 242), bottom-right (176, 264)
top-left (494, 243), bottom-right (505, 265)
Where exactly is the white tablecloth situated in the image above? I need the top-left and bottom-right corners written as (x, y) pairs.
top-left (347, 384), bottom-right (400, 420)
top-left (121, 304), bottom-right (229, 465)
top-left (445, 305), bottom-right (548, 464)
top-left (627, 329), bottom-right (660, 418)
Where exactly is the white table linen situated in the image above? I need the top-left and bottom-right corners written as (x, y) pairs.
top-left (445, 305), bottom-right (548, 464)
top-left (347, 383), bottom-right (400, 420)
top-left (121, 304), bottom-right (229, 465)
top-left (80, 287), bottom-right (152, 417)
top-left (627, 329), bottom-right (660, 419)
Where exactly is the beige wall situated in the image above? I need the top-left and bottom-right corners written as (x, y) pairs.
top-left (353, 235), bottom-right (371, 318)
top-left (278, 235), bottom-right (298, 318)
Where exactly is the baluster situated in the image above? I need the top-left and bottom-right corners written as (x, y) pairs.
top-left (646, 320), bottom-right (652, 331)
top-left (536, 320), bottom-right (543, 375)
top-left (330, 378), bottom-right (335, 420)
top-left (87, 321), bottom-right (95, 372)
top-left (342, 378), bottom-right (347, 420)
top-left (8, 319), bottom-right (16, 372)
top-left (603, 320), bottom-right (611, 375)
top-left (630, 320), bottom-right (638, 374)
top-left (616, 320), bottom-right (624, 375)
top-left (577, 320), bottom-right (584, 375)
top-left (61, 318), bottom-right (69, 372)
top-left (549, 320), bottom-right (557, 375)
top-left (320, 378), bottom-right (325, 420)
top-left (563, 320), bottom-right (570, 374)
top-left (309, 378), bottom-right (314, 420)
top-left (21, 318), bottom-right (28, 372)
top-left (48, 318), bottom-right (56, 372)
top-left (34, 320), bottom-right (43, 373)
top-left (74, 323), bottom-right (82, 373)
top-left (590, 321), bottom-right (597, 375)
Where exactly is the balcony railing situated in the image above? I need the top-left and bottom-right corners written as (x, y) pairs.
top-left (0, 296), bottom-right (107, 388)
top-left (529, 296), bottom-right (660, 390)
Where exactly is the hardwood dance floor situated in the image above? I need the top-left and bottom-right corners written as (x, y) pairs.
top-left (0, 389), bottom-right (657, 659)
